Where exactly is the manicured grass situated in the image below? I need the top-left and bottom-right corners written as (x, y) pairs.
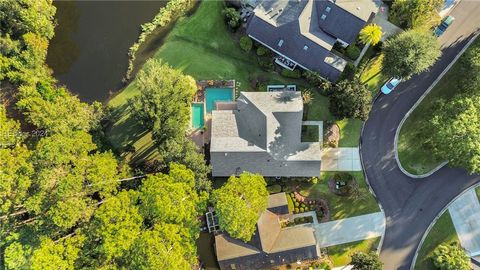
top-left (328, 237), bottom-right (380, 267)
top-left (297, 172), bottom-right (380, 220)
top-left (414, 211), bottom-right (458, 270)
top-left (303, 89), bottom-right (362, 147)
top-left (476, 186), bottom-right (480, 202)
top-left (397, 38), bottom-right (480, 175)
top-left (359, 54), bottom-right (387, 96)
top-left (301, 125), bottom-right (319, 142)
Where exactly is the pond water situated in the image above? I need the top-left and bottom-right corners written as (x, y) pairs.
top-left (46, 0), bottom-right (166, 102)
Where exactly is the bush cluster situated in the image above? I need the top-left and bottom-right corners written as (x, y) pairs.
top-left (346, 45), bottom-right (361, 60)
top-left (239, 36), bottom-right (253, 52)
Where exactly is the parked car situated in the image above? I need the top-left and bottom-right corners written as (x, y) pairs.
top-left (381, 77), bottom-right (402, 94)
top-left (434, 15), bottom-right (455, 37)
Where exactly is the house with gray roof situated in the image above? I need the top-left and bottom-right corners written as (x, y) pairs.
top-left (215, 193), bottom-right (319, 270)
top-left (246, 0), bottom-right (380, 81)
top-left (210, 91), bottom-right (321, 177)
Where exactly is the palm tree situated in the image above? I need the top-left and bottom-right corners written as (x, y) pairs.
top-left (302, 89), bottom-right (314, 105)
top-left (355, 24), bottom-right (382, 66)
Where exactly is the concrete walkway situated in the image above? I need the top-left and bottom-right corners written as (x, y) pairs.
top-left (314, 212), bottom-right (385, 247)
top-left (321, 147), bottom-right (362, 171)
top-left (448, 189), bottom-right (480, 256)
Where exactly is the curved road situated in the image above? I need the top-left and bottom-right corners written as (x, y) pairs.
top-left (361, 2), bottom-right (480, 269)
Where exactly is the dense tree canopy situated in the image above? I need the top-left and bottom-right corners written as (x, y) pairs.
top-left (129, 59), bottom-right (196, 145)
top-left (213, 173), bottom-right (268, 242)
top-left (382, 30), bottom-right (441, 79)
top-left (390, 0), bottom-right (443, 29)
top-left (329, 80), bottom-right (372, 121)
top-left (432, 242), bottom-right (470, 270)
top-left (0, 105), bottom-right (23, 146)
top-left (429, 95), bottom-right (480, 174)
top-left (351, 252), bottom-right (383, 270)
top-left (458, 45), bottom-right (480, 93)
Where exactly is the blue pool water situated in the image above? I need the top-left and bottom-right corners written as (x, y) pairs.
top-left (191, 103), bottom-right (205, 129)
top-left (205, 88), bottom-right (233, 113)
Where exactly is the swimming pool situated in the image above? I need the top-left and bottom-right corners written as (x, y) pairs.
top-left (191, 103), bottom-right (205, 129)
top-left (205, 88), bottom-right (234, 113)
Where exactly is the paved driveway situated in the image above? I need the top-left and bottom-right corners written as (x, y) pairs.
top-left (449, 189), bottom-right (480, 256)
top-left (314, 212), bottom-right (385, 247)
top-left (321, 147), bottom-right (361, 171)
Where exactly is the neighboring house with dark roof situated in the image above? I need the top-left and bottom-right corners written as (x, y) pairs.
top-left (210, 91), bottom-right (321, 177)
top-left (215, 193), bottom-right (319, 270)
top-left (246, 0), bottom-right (379, 81)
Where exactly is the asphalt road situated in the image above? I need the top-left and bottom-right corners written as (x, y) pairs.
top-left (360, 2), bottom-right (480, 269)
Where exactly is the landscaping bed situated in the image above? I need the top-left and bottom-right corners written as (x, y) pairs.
top-left (414, 211), bottom-right (458, 270)
top-left (397, 38), bottom-right (480, 175)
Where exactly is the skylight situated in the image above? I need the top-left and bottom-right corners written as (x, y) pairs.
top-left (321, 14), bottom-right (327, 20)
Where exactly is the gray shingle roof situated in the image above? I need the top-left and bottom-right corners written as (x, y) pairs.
top-left (247, 0), bottom-right (379, 80)
top-left (210, 92), bottom-right (321, 177)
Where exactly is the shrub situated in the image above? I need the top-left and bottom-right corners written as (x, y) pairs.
top-left (294, 207), bottom-right (299, 213)
top-left (239, 36), bottom-right (253, 52)
top-left (256, 45), bottom-right (269, 56)
top-left (432, 242), bottom-right (470, 270)
top-left (281, 68), bottom-right (301, 78)
top-left (311, 177), bottom-right (319, 184)
top-left (329, 79), bottom-right (371, 121)
top-left (340, 62), bottom-right (356, 80)
top-left (267, 184), bottom-right (282, 193)
top-left (258, 58), bottom-right (273, 71)
top-left (222, 7), bottom-right (241, 31)
top-left (294, 201), bottom-right (300, 207)
top-left (300, 207), bottom-right (305, 213)
top-left (346, 45), bottom-right (361, 60)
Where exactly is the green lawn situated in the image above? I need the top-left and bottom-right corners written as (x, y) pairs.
top-left (359, 54), bottom-right (386, 96)
top-left (301, 125), bottom-right (319, 142)
top-left (476, 186), bottom-right (480, 202)
top-left (397, 38), bottom-right (480, 175)
top-left (414, 211), bottom-right (458, 270)
top-left (303, 89), bottom-right (363, 147)
top-left (328, 237), bottom-right (380, 267)
top-left (297, 172), bottom-right (380, 220)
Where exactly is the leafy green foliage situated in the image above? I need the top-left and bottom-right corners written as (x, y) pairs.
top-left (129, 59), bottom-right (196, 145)
top-left (429, 95), bottom-right (480, 174)
top-left (351, 252), bottom-right (383, 270)
top-left (346, 45), bottom-right (361, 60)
top-left (239, 36), bottom-right (253, 52)
top-left (329, 80), bottom-right (372, 121)
top-left (359, 24), bottom-right (382, 46)
top-left (390, 0), bottom-right (443, 29)
top-left (432, 242), bottom-right (470, 270)
top-left (458, 45), bottom-right (480, 93)
top-left (222, 7), bottom-right (241, 31)
top-left (213, 173), bottom-right (268, 242)
top-left (0, 105), bottom-right (23, 147)
top-left (281, 68), bottom-right (301, 78)
top-left (382, 30), bottom-right (440, 79)
top-left (256, 45), bottom-right (269, 56)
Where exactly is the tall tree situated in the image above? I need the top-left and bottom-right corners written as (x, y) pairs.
top-left (390, 0), bottom-right (443, 29)
top-left (213, 172), bottom-right (268, 242)
top-left (359, 24), bottom-right (382, 46)
top-left (382, 30), bottom-right (441, 79)
top-left (0, 105), bottom-right (24, 147)
top-left (329, 80), bottom-right (372, 121)
top-left (458, 45), bottom-right (480, 93)
top-left (429, 95), bottom-right (480, 174)
top-left (128, 59), bottom-right (196, 145)
top-left (432, 242), bottom-right (470, 270)
top-left (351, 252), bottom-right (383, 270)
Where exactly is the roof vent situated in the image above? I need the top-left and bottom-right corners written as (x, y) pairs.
top-left (278, 39), bottom-right (284, 47)
top-left (357, 6), bottom-right (361, 10)
top-left (320, 14), bottom-right (327, 20)
top-left (303, 45), bottom-right (309, 51)
top-left (325, 6), bottom-right (331, 12)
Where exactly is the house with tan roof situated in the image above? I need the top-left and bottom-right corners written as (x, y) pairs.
top-left (215, 193), bottom-right (319, 270)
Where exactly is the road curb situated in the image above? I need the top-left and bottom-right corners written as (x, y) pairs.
top-left (359, 115), bottom-right (386, 254)
top-left (410, 181), bottom-right (480, 270)
top-left (393, 32), bottom-right (480, 179)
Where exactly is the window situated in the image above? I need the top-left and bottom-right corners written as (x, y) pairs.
top-left (303, 45), bottom-right (309, 51)
top-left (325, 6), bottom-right (331, 12)
top-left (278, 39), bottom-right (284, 47)
top-left (321, 14), bottom-right (327, 20)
